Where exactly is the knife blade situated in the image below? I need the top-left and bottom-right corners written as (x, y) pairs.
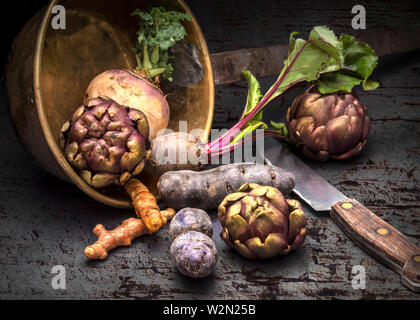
top-left (211, 27), bottom-right (420, 85)
top-left (264, 137), bottom-right (420, 292)
top-left (264, 143), bottom-right (347, 211)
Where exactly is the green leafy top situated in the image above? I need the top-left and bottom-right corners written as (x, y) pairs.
top-left (318, 33), bottom-right (379, 93)
top-left (246, 26), bottom-right (377, 142)
top-left (132, 7), bottom-right (191, 81)
top-left (264, 26), bottom-right (378, 106)
top-left (207, 26), bottom-right (379, 151)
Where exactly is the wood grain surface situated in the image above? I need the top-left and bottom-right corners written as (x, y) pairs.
top-left (0, 0), bottom-right (420, 299)
top-left (331, 199), bottom-right (420, 292)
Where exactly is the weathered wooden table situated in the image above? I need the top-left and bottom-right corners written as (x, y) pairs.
top-left (0, 0), bottom-right (419, 299)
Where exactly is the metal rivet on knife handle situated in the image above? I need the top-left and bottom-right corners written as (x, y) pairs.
top-left (376, 227), bottom-right (389, 236)
top-left (266, 138), bottom-right (420, 292)
top-left (341, 202), bottom-right (354, 209)
top-left (330, 198), bottom-right (420, 292)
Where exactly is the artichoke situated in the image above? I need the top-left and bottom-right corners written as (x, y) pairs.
top-left (286, 86), bottom-right (371, 161)
top-left (60, 97), bottom-right (151, 188)
top-left (218, 183), bottom-right (306, 259)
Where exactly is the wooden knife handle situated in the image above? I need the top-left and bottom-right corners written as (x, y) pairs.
top-left (330, 199), bottom-right (420, 292)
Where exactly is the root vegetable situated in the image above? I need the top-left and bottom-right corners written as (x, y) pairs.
top-left (85, 69), bottom-right (170, 141)
top-left (84, 177), bottom-right (176, 260)
top-left (157, 163), bottom-right (295, 210)
top-left (146, 132), bottom-right (207, 176)
top-left (84, 208), bottom-right (175, 260)
top-left (169, 208), bottom-right (213, 242)
top-left (125, 178), bottom-right (172, 234)
top-left (170, 231), bottom-right (218, 278)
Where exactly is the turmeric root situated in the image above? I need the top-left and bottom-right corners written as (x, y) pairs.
top-left (84, 208), bottom-right (175, 260)
top-left (125, 178), bottom-right (166, 233)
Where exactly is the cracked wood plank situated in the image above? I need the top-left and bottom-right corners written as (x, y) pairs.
top-left (0, 0), bottom-right (420, 299)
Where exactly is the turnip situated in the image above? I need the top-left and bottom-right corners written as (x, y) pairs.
top-left (145, 132), bottom-right (207, 176)
top-left (84, 7), bottom-right (192, 141)
top-left (85, 69), bottom-right (169, 141)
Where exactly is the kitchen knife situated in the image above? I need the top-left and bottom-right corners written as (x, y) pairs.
top-left (264, 137), bottom-right (420, 292)
top-left (211, 27), bottom-right (420, 85)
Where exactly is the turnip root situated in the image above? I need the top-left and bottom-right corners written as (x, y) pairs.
top-left (169, 208), bottom-right (213, 242)
top-left (85, 69), bottom-right (170, 140)
top-left (158, 163), bottom-right (295, 210)
top-left (145, 132), bottom-right (207, 176)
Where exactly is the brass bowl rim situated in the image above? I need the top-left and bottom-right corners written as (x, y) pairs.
top-left (33, 0), bottom-right (214, 208)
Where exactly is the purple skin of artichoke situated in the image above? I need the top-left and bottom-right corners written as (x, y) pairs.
top-left (170, 231), bottom-right (218, 278)
top-left (60, 97), bottom-right (150, 188)
top-left (286, 86), bottom-right (371, 161)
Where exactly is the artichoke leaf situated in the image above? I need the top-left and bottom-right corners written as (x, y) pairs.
top-left (250, 209), bottom-right (288, 241)
top-left (245, 233), bottom-right (288, 259)
top-left (226, 214), bottom-right (251, 243)
top-left (233, 239), bottom-right (257, 260)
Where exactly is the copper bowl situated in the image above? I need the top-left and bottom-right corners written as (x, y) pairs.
top-left (6, 0), bottom-right (214, 208)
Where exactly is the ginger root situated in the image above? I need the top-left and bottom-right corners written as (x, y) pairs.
top-left (85, 208), bottom-right (175, 260)
top-left (125, 178), bottom-right (166, 234)
top-left (85, 178), bottom-right (175, 260)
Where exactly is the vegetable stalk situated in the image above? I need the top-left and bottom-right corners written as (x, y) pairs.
top-left (132, 7), bottom-right (192, 81)
top-left (204, 26), bottom-right (379, 156)
top-left (207, 42), bottom-right (310, 153)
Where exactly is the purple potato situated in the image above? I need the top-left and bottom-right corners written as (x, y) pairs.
top-left (169, 208), bottom-right (213, 242)
top-left (158, 163), bottom-right (295, 210)
top-left (170, 231), bottom-right (218, 278)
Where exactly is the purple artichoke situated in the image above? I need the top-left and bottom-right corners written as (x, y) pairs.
top-left (60, 97), bottom-right (151, 188)
top-left (286, 86), bottom-right (371, 161)
top-left (218, 183), bottom-right (306, 259)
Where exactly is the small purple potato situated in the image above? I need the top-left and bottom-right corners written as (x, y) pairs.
top-left (170, 231), bottom-right (218, 278)
top-left (169, 208), bottom-right (213, 242)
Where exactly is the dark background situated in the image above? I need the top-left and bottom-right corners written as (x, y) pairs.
top-left (1, 0), bottom-right (420, 299)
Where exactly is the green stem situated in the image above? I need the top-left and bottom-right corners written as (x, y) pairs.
top-left (135, 54), bottom-right (143, 70)
top-left (142, 43), bottom-right (152, 70)
top-left (151, 45), bottom-right (160, 66)
top-left (207, 42), bottom-right (310, 152)
top-left (149, 68), bottom-right (166, 78)
top-left (151, 18), bottom-right (160, 66)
